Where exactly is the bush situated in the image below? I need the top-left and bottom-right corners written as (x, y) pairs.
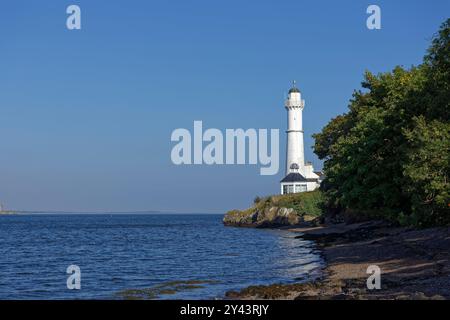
top-left (313, 19), bottom-right (450, 227)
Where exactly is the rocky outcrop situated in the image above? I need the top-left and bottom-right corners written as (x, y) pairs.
top-left (224, 190), bottom-right (323, 228)
top-left (223, 207), bottom-right (305, 228)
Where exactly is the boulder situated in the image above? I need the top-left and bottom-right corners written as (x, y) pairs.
top-left (223, 207), bottom-right (304, 228)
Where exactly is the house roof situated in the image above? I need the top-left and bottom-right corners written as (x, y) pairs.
top-left (280, 173), bottom-right (318, 183)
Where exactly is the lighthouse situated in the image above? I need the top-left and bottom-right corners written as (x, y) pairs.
top-left (280, 81), bottom-right (320, 194)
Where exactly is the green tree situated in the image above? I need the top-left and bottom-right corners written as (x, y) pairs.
top-left (402, 117), bottom-right (450, 226)
top-left (313, 19), bottom-right (450, 226)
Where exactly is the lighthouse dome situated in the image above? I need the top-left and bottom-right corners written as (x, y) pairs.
top-left (288, 80), bottom-right (300, 94)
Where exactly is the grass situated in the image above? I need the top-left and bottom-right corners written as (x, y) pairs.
top-left (227, 190), bottom-right (324, 219)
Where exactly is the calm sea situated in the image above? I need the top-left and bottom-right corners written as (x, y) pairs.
top-left (0, 214), bottom-right (323, 299)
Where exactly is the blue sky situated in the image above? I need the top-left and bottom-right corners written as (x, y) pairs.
top-left (0, 1), bottom-right (448, 213)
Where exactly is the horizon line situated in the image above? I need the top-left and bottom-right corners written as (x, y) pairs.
top-left (1, 210), bottom-right (225, 215)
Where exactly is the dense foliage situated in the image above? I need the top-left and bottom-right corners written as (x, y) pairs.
top-left (313, 20), bottom-right (450, 227)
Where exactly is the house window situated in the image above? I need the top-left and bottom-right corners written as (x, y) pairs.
top-left (295, 184), bottom-right (307, 193)
top-left (283, 185), bottom-right (294, 194)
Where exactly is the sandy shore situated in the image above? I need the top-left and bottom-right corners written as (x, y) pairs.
top-left (226, 221), bottom-right (450, 300)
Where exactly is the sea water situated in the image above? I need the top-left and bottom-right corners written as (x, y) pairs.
top-left (0, 214), bottom-right (323, 299)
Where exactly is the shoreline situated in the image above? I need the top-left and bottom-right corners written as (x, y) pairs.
top-left (225, 221), bottom-right (450, 300)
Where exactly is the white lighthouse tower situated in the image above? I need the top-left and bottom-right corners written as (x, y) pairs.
top-left (280, 81), bottom-right (320, 194)
top-left (285, 80), bottom-right (305, 176)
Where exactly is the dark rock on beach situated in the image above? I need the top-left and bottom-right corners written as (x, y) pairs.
top-left (226, 220), bottom-right (450, 300)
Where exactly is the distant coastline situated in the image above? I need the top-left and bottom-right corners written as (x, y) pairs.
top-left (0, 210), bottom-right (223, 215)
top-left (0, 211), bottom-right (17, 215)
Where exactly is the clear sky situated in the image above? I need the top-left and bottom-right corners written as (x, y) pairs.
top-left (0, 0), bottom-right (448, 213)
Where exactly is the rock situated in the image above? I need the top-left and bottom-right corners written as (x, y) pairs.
top-left (223, 206), bottom-right (304, 228)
